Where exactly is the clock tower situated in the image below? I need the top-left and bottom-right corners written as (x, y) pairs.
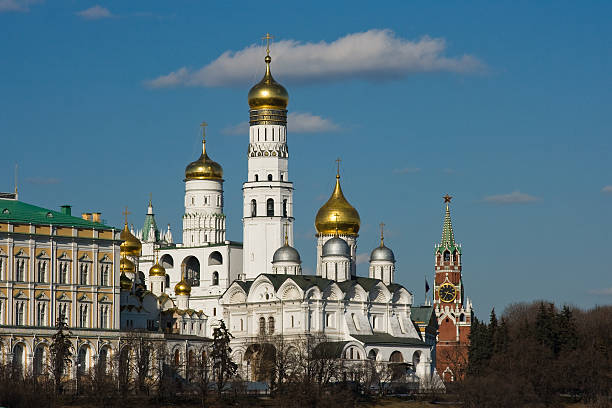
top-left (433, 195), bottom-right (473, 382)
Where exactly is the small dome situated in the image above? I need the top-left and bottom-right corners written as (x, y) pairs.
top-left (315, 174), bottom-right (360, 236)
top-left (272, 244), bottom-right (301, 264)
top-left (248, 55), bottom-right (289, 110)
top-left (185, 139), bottom-right (223, 181)
top-left (149, 261), bottom-right (166, 277)
top-left (175, 278), bottom-right (191, 296)
top-left (322, 236), bottom-right (351, 258)
top-left (119, 272), bottom-right (132, 291)
top-left (120, 257), bottom-right (136, 274)
top-left (120, 223), bottom-right (142, 257)
top-left (370, 245), bottom-right (395, 263)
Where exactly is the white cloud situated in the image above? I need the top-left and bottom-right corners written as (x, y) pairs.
top-left (222, 112), bottom-right (339, 135)
top-left (601, 185), bottom-right (612, 193)
top-left (393, 167), bottom-right (421, 174)
top-left (0, 0), bottom-right (41, 12)
top-left (356, 253), bottom-right (369, 265)
top-left (144, 29), bottom-right (485, 88)
top-left (483, 191), bottom-right (539, 204)
top-left (76, 5), bottom-right (113, 20)
top-left (589, 287), bottom-right (612, 296)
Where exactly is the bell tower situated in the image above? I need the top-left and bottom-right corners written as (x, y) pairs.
top-left (242, 34), bottom-right (294, 279)
top-left (433, 195), bottom-right (472, 382)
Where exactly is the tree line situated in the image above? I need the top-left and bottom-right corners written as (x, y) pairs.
top-left (458, 301), bottom-right (611, 408)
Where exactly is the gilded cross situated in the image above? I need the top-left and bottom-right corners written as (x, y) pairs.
top-left (335, 157), bottom-right (342, 177)
top-left (379, 222), bottom-right (385, 245)
top-left (200, 121), bottom-right (207, 140)
top-left (262, 33), bottom-right (274, 55)
top-left (333, 212), bottom-right (340, 235)
top-left (122, 206), bottom-right (131, 224)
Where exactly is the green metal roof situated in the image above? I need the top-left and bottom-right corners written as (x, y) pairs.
top-left (0, 199), bottom-right (113, 230)
top-left (436, 203), bottom-right (461, 254)
top-left (410, 306), bottom-right (435, 324)
top-left (351, 333), bottom-right (427, 347)
top-left (142, 212), bottom-right (159, 242)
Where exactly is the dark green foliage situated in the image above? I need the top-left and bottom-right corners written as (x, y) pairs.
top-left (211, 320), bottom-right (238, 396)
top-left (49, 317), bottom-right (73, 395)
top-left (461, 302), bottom-right (611, 408)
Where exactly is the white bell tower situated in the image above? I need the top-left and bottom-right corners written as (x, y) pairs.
top-left (243, 35), bottom-right (294, 279)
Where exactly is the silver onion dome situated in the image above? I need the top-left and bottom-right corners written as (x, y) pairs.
top-left (370, 244), bottom-right (395, 262)
top-left (322, 236), bottom-right (351, 258)
top-left (272, 244), bottom-right (301, 263)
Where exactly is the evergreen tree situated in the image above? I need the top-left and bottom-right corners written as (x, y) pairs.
top-left (49, 317), bottom-right (73, 395)
top-left (467, 318), bottom-right (491, 376)
top-left (211, 320), bottom-right (238, 396)
top-left (488, 309), bottom-right (498, 354)
top-left (557, 305), bottom-right (578, 353)
top-left (494, 317), bottom-right (509, 353)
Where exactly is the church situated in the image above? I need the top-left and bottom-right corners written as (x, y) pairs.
top-left (130, 43), bottom-right (467, 385)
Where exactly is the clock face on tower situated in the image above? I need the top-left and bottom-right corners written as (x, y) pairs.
top-left (438, 283), bottom-right (457, 303)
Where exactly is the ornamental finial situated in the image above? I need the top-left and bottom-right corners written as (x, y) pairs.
top-left (379, 222), bottom-right (385, 247)
top-left (200, 121), bottom-right (207, 154)
top-left (443, 194), bottom-right (452, 203)
top-left (335, 157), bottom-right (342, 179)
top-left (122, 206), bottom-right (131, 226)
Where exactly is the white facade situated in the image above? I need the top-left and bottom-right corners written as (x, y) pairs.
top-left (242, 122), bottom-right (294, 279)
top-left (183, 178), bottom-right (226, 246)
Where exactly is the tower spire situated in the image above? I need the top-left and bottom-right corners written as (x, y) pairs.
top-left (441, 194), bottom-right (456, 248)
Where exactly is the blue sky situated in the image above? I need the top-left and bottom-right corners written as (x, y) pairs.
top-left (1, 1), bottom-right (611, 318)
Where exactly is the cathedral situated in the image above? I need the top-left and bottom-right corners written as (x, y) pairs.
top-left (0, 40), bottom-right (473, 387)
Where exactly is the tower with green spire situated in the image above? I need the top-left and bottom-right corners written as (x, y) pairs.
top-left (432, 194), bottom-right (473, 383)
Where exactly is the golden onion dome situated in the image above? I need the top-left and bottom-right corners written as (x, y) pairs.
top-left (248, 54), bottom-right (289, 110)
top-left (119, 272), bottom-right (132, 291)
top-left (174, 278), bottom-right (191, 296)
top-left (149, 261), bottom-right (166, 277)
top-left (185, 137), bottom-right (224, 181)
top-left (315, 172), bottom-right (360, 236)
top-left (120, 257), bottom-right (136, 274)
top-left (120, 223), bottom-right (142, 257)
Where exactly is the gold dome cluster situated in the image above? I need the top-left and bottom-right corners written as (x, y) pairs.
top-left (174, 277), bottom-right (191, 296)
top-left (185, 124), bottom-right (224, 181)
top-left (315, 168), bottom-right (360, 236)
top-left (120, 222), bottom-right (142, 257)
top-left (120, 256), bottom-right (136, 274)
top-left (247, 50), bottom-right (288, 110)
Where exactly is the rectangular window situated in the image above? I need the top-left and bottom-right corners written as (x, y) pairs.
top-left (100, 265), bottom-right (109, 286)
top-left (79, 304), bottom-right (88, 327)
top-left (16, 302), bottom-right (24, 325)
top-left (37, 303), bottom-right (46, 326)
top-left (0, 257), bottom-right (4, 280)
top-left (37, 261), bottom-right (46, 283)
top-left (15, 259), bottom-right (25, 282)
top-left (80, 264), bottom-right (88, 285)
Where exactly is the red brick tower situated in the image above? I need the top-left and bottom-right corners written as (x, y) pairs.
top-left (433, 195), bottom-right (472, 382)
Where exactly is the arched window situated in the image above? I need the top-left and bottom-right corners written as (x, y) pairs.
top-left (13, 344), bottom-right (24, 376)
top-left (266, 199), bottom-right (274, 217)
top-left (255, 174), bottom-right (259, 181)
top-left (33, 346), bottom-right (44, 376)
top-left (268, 317), bottom-right (275, 334)
top-left (267, 174), bottom-right (273, 181)
top-left (78, 346), bottom-right (89, 374)
top-left (80, 263), bottom-right (88, 285)
top-left (459, 313), bottom-right (465, 322)
top-left (443, 251), bottom-right (450, 262)
top-left (173, 349), bottom-right (180, 366)
top-left (165, 275), bottom-right (170, 289)
top-left (282, 199), bottom-right (287, 217)
top-left (389, 351), bottom-right (403, 363)
top-left (259, 317), bottom-right (266, 335)
top-left (280, 174), bottom-right (284, 181)
top-left (160, 254), bottom-right (174, 268)
top-left (182, 256), bottom-right (200, 287)
top-left (412, 350), bottom-right (421, 368)
top-left (251, 199), bottom-right (257, 217)
top-left (212, 271), bottom-right (219, 286)
top-left (98, 347), bottom-right (108, 374)
top-left (208, 251), bottom-right (223, 265)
